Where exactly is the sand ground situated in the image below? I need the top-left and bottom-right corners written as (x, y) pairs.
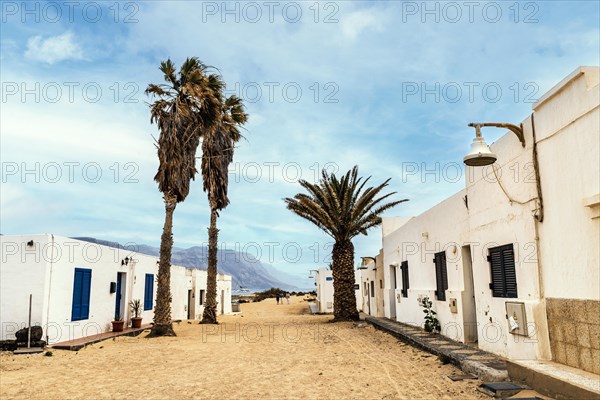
top-left (0, 297), bottom-right (491, 399)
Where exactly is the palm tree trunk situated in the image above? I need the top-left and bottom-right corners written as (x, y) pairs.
top-left (148, 193), bottom-right (177, 337)
top-left (201, 207), bottom-right (219, 324)
top-left (331, 240), bottom-right (359, 321)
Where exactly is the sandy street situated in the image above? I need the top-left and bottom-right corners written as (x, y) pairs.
top-left (0, 297), bottom-right (488, 399)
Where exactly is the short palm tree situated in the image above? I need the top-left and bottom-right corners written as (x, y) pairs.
top-left (285, 166), bottom-right (407, 321)
top-left (145, 58), bottom-right (222, 336)
top-left (201, 95), bottom-right (248, 324)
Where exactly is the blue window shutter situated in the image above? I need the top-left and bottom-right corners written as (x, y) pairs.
top-left (144, 274), bottom-right (154, 310)
top-left (72, 268), bottom-right (92, 321)
top-left (71, 271), bottom-right (82, 320)
top-left (81, 270), bottom-right (91, 319)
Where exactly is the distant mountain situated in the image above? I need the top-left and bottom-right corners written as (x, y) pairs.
top-left (261, 264), bottom-right (313, 291)
top-left (73, 237), bottom-right (301, 291)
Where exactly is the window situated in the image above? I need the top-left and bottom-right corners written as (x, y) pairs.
top-left (487, 244), bottom-right (517, 298)
top-left (370, 280), bottom-right (375, 297)
top-left (144, 274), bottom-right (154, 310)
top-left (363, 282), bottom-right (368, 296)
top-left (71, 268), bottom-right (92, 321)
top-left (400, 261), bottom-right (409, 297)
top-left (380, 280), bottom-right (383, 289)
top-left (199, 289), bottom-right (205, 305)
top-left (434, 251), bottom-right (448, 301)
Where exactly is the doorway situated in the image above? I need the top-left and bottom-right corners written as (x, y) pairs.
top-left (366, 280), bottom-right (371, 315)
top-left (114, 272), bottom-right (126, 320)
top-left (187, 290), bottom-right (192, 319)
top-left (461, 245), bottom-right (478, 343)
top-left (220, 290), bottom-right (225, 314)
top-left (389, 264), bottom-right (397, 319)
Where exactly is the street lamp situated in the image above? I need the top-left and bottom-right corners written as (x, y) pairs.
top-left (463, 122), bottom-right (525, 167)
top-left (308, 269), bottom-right (319, 279)
top-left (463, 119), bottom-right (544, 222)
top-left (358, 256), bottom-right (376, 270)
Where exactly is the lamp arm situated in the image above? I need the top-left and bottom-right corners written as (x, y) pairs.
top-left (468, 122), bottom-right (525, 147)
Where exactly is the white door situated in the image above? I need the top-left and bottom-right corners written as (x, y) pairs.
top-left (388, 265), bottom-right (397, 319)
top-left (461, 246), bottom-right (478, 343)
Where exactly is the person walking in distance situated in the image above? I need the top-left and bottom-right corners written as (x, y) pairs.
top-left (286, 292), bottom-right (290, 304)
top-left (276, 292), bottom-right (280, 305)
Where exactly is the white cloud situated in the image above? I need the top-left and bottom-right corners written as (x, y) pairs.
top-left (25, 31), bottom-right (83, 64)
top-left (340, 9), bottom-right (384, 40)
top-left (3, 1), bottom-right (598, 274)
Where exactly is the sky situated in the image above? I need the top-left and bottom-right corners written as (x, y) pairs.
top-left (1, 1), bottom-right (599, 280)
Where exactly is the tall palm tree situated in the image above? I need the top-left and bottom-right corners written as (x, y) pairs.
top-left (201, 95), bottom-right (248, 324)
top-left (145, 58), bottom-right (222, 336)
top-left (284, 166), bottom-right (407, 321)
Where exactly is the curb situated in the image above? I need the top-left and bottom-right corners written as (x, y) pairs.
top-left (365, 316), bottom-right (509, 382)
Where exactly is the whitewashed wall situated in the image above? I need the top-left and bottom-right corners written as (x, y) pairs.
top-left (216, 274), bottom-right (233, 315)
top-left (1, 234), bottom-right (233, 344)
top-left (171, 265), bottom-right (193, 320)
top-left (356, 251), bottom-right (385, 317)
top-left (170, 269), bottom-right (232, 320)
top-left (0, 234), bottom-right (160, 344)
top-left (381, 67), bottom-right (599, 364)
top-left (383, 192), bottom-right (469, 341)
top-left (315, 268), bottom-right (334, 313)
top-left (0, 234), bottom-right (50, 341)
top-left (354, 269), bottom-right (363, 312)
top-left (357, 261), bottom-right (376, 315)
top-left (44, 235), bottom-right (161, 344)
top-left (533, 67), bottom-right (600, 300)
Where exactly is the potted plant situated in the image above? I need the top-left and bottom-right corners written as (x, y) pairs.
top-left (112, 315), bottom-right (125, 332)
top-left (129, 299), bottom-right (143, 328)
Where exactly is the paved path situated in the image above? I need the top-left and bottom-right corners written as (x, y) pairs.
top-left (365, 316), bottom-right (509, 382)
top-left (50, 324), bottom-right (151, 351)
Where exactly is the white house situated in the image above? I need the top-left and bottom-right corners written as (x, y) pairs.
top-left (0, 234), bottom-right (232, 345)
top-left (355, 250), bottom-right (385, 317)
top-left (381, 66), bottom-right (599, 376)
top-left (312, 268), bottom-right (334, 313)
top-left (170, 266), bottom-right (232, 320)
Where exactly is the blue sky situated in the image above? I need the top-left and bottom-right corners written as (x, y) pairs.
top-left (1, 1), bottom-right (599, 279)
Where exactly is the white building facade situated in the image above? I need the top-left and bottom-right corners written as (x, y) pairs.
top-left (171, 266), bottom-right (232, 320)
top-left (382, 67), bottom-right (599, 375)
top-left (0, 234), bottom-right (232, 345)
top-left (313, 268), bottom-right (334, 313)
top-left (355, 250), bottom-right (385, 317)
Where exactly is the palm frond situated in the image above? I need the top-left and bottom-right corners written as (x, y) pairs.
top-left (285, 166), bottom-right (407, 241)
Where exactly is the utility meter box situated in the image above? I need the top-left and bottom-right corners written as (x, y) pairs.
top-left (505, 302), bottom-right (528, 336)
top-left (449, 298), bottom-right (458, 313)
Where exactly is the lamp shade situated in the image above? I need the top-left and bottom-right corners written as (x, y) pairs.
top-left (464, 136), bottom-right (497, 166)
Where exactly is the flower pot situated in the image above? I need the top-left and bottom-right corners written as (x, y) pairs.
top-left (112, 320), bottom-right (125, 332)
top-left (131, 317), bottom-right (143, 329)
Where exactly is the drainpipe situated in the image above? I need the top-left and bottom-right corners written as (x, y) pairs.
top-left (531, 113), bottom-right (544, 223)
top-left (531, 114), bottom-right (545, 299)
top-left (531, 113), bottom-right (552, 359)
top-left (45, 234), bottom-right (55, 344)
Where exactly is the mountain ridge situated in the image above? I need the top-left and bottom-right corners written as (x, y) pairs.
top-left (72, 237), bottom-right (303, 291)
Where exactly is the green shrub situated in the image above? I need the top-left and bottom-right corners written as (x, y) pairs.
top-left (420, 296), bottom-right (441, 333)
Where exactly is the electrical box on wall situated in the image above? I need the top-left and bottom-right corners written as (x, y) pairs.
top-left (449, 298), bottom-right (458, 313)
top-left (506, 302), bottom-right (528, 336)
